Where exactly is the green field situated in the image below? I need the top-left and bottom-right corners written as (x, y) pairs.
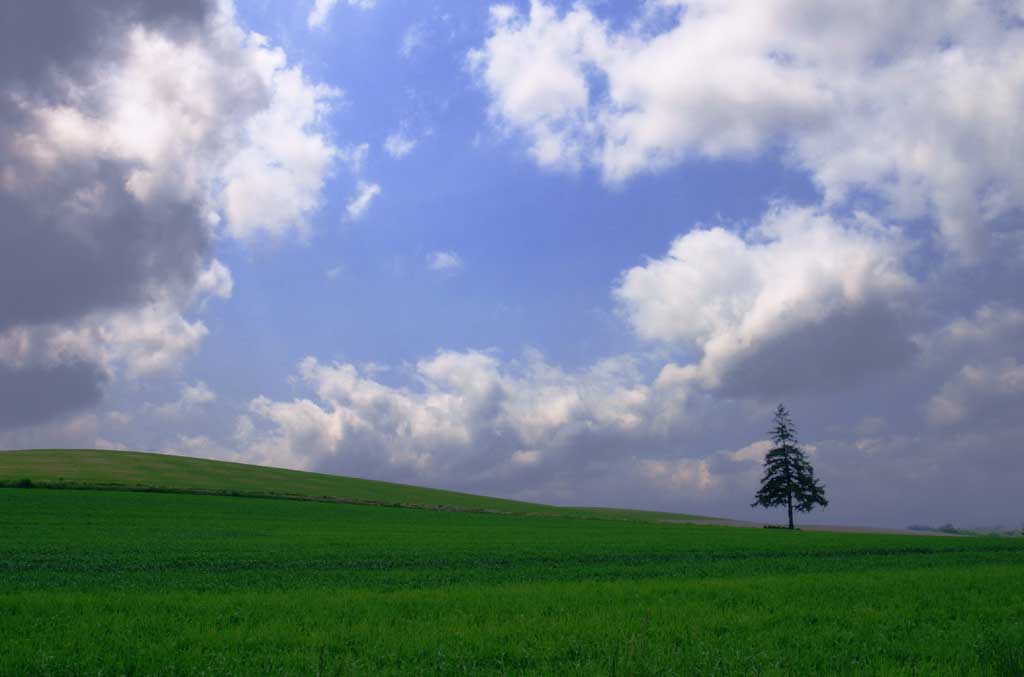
top-left (1, 450), bottom-right (1023, 675)
top-left (0, 449), bottom-right (703, 522)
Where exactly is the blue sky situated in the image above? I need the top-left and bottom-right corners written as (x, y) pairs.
top-left (209, 0), bottom-right (821, 380)
top-left (2, 0), bottom-right (1022, 528)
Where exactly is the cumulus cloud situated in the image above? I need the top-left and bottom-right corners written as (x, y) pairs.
top-left (238, 350), bottom-right (657, 480)
top-left (470, 1), bottom-right (1024, 258)
top-left (0, 0), bottom-right (340, 429)
top-left (6, 3), bottom-right (340, 244)
top-left (616, 205), bottom-right (915, 394)
top-left (346, 181), bottom-right (381, 220)
top-left (427, 251), bottom-right (463, 272)
top-left (194, 259), bottom-right (235, 304)
top-left (151, 381), bottom-right (217, 418)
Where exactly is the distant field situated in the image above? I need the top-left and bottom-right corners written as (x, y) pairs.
top-left (0, 449), bottom-right (703, 522)
top-left (2, 486), bottom-right (1023, 674)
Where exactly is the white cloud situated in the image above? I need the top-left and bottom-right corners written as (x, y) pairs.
top-left (346, 181), bottom-right (381, 220)
top-left (427, 250), bottom-right (463, 272)
top-left (307, 0), bottom-right (340, 29)
top-left (0, 300), bottom-right (208, 383)
top-left (639, 458), bottom-right (714, 494)
top-left (400, 23), bottom-right (427, 59)
top-left (62, 303), bottom-right (210, 378)
top-left (152, 381), bottom-right (217, 418)
top-left (616, 205), bottom-right (914, 391)
top-left (194, 259), bottom-right (234, 303)
top-left (182, 381), bottom-right (216, 408)
top-left (239, 349), bottom-right (655, 479)
top-left (340, 143), bottom-right (370, 174)
top-left (308, 0), bottom-right (377, 29)
top-left (470, 1), bottom-right (1024, 258)
top-left (18, 5), bottom-right (342, 242)
top-left (384, 130), bottom-right (417, 158)
top-left (726, 440), bottom-right (772, 464)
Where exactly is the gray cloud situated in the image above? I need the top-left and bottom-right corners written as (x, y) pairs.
top-left (0, 2), bottom-right (210, 92)
top-left (0, 361), bottom-right (106, 431)
top-left (0, 155), bottom-right (208, 332)
top-left (717, 303), bottom-right (918, 398)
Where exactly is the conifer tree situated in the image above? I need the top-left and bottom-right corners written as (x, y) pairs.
top-left (752, 404), bottom-right (828, 529)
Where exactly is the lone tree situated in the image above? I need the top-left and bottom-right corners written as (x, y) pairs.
top-left (752, 404), bottom-right (827, 529)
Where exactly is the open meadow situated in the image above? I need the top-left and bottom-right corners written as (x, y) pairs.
top-left (1, 451), bottom-right (1023, 675)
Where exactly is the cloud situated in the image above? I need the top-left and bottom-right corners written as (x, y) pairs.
top-left (307, 0), bottom-right (339, 28)
top-left (340, 143), bottom-right (370, 174)
top-left (0, 413), bottom-right (107, 451)
top-left (346, 181), bottom-right (381, 220)
top-left (639, 458), bottom-right (714, 493)
top-left (384, 130), bottom-right (417, 158)
top-left (0, 295), bottom-right (216, 380)
top-left (6, 3), bottom-right (341, 244)
top-left (0, 362), bottom-right (107, 432)
top-left (152, 381), bottom-right (217, 418)
top-left (927, 359), bottom-right (1024, 426)
top-left (615, 205), bottom-right (915, 394)
top-left (923, 304), bottom-right (1024, 427)
top-left (308, 0), bottom-right (376, 29)
top-left (726, 440), bottom-right (773, 464)
top-left (238, 350), bottom-right (656, 478)
top-left (470, 1), bottom-right (1024, 258)
top-left (400, 23), bottom-right (427, 59)
top-left (194, 259), bottom-right (234, 304)
top-left (427, 251), bottom-right (463, 272)
top-left (0, 0), bottom-right (339, 427)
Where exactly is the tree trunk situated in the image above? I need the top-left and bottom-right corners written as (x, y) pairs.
top-left (787, 493), bottom-right (794, 529)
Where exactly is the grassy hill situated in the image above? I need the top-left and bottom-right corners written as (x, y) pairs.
top-left (0, 448), bottom-right (703, 522)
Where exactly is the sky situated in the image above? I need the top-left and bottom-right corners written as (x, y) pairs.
top-left (1, 0), bottom-right (1022, 528)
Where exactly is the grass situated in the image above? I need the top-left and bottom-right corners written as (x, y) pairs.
top-left (1, 450), bottom-right (1022, 674)
top-left (0, 449), bottom-right (704, 521)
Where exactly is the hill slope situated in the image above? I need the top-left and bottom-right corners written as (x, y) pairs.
top-left (0, 449), bottom-right (703, 521)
